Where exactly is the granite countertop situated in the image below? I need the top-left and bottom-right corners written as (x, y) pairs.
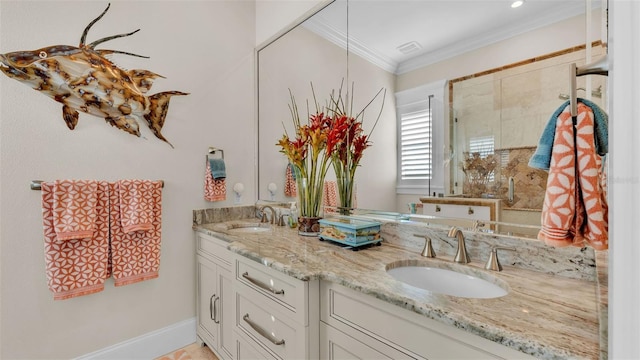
top-left (194, 219), bottom-right (604, 360)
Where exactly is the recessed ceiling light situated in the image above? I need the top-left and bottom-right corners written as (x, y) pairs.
top-left (511, 0), bottom-right (524, 8)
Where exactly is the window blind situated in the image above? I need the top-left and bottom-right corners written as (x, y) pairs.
top-left (400, 109), bottom-right (431, 180)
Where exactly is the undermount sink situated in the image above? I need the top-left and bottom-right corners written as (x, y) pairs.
top-left (224, 222), bottom-right (271, 234)
top-left (386, 261), bottom-right (508, 299)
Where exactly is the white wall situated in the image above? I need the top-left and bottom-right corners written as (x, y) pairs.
top-left (0, 1), bottom-right (255, 358)
top-left (255, 0), bottom-right (327, 47)
top-left (609, 1), bottom-right (640, 357)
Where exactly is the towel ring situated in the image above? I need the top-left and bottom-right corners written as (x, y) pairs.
top-left (207, 147), bottom-right (224, 159)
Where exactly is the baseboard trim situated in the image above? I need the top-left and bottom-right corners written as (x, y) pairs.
top-left (75, 317), bottom-right (196, 360)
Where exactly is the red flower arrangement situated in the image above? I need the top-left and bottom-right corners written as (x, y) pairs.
top-left (277, 83), bottom-right (385, 218)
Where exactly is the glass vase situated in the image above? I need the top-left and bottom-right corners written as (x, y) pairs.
top-left (296, 177), bottom-right (323, 236)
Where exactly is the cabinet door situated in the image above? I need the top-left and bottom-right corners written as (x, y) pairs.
top-left (197, 256), bottom-right (219, 348)
top-left (219, 265), bottom-right (235, 360)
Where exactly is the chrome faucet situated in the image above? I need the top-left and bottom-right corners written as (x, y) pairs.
top-left (258, 205), bottom-right (276, 224)
top-left (448, 227), bottom-right (470, 264)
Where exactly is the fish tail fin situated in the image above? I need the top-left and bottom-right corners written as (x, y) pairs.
top-left (144, 91), bottom-right (188, 148)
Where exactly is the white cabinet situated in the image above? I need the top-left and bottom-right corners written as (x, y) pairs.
top-left (196, 233), bottom-right (235, 360)
top-left (233, 255), bottom-right (319, 360)
top-left (320, 281), bottom-right (536, 360)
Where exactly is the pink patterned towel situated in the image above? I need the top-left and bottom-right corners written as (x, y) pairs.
top-left (52, 179), bottom-right (98, 240)
top-left (117, 179), bottom-right (158, 233)
top-left (323, 181), bottom-right (339, 214)
top-left (42, 181), bottom-right (110, 300)
top-left (284, 164), bottom-right (297, 197)
top-left (204, 161), bottom-right (226, 201)
top-left (538, 103), bottom-right (608, 250)
top-left (110, 180), bottom-right (163, 287)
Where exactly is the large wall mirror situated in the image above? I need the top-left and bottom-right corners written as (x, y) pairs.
top-left (258, 0), bottom-right (606, 239)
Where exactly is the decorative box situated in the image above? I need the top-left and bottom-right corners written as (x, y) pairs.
top-left (318, 217), bottom-right (382, 246)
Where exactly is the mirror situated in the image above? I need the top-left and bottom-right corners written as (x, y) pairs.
top-left (258, 0), bottom-right (605, 239)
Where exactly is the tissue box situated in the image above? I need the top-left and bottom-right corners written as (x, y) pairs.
top-left (318, 218), bottom-right (381, 245)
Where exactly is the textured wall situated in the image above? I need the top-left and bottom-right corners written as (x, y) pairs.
top-left (0, 1), bottom-right (255, 358)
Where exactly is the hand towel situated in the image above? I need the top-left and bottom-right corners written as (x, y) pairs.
top-left (52, 179), bottom-right (98, 240)
top-left (208, 158), bottom-right (226, 179)
top-left (204, 160), bottom-right (226, 201)
top-left (110, 180), bottom-right (163, 287)
top-left (538, 102), bottom-right (608, 250)
top-left (284, 163), bottom-right (297, 197)
top-left (323, 181), bottom-right (339, 214)
top-left (42, 181), bottom-right (110, 300)
top-left (529, 98), bottom-right (608, 170)
top-left (117, 179), bottom-right (156, 233)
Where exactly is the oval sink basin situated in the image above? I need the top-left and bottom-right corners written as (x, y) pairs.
top-left (386, 264), bottom-right (508, 299)
top-left (227, 226), bottom-right (271, 234)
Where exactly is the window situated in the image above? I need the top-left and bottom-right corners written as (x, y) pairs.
top-left (400, 107), bottom-right (432, 181)
top-left (395, 80), bottom-right (446, 195)
top-left (468, 136), bottom-right (494, 157)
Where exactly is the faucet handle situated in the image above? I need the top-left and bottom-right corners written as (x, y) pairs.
top-left (277, 214), bottom-right (289, 226)
top-left (260, 211), bottom-right (269, 223)
top-left (484, 246), bottom-right (516, 271)
top-left (413, 234), bottom-right (436, 258)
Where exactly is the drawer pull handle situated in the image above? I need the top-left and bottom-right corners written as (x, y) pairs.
top-left (209, 294), bottom-right (216, 321)
top-left (242, 272), bottom-right (285, 295)
top-left (435, 205), bottom-right (441, 212)
top-left (213, 296), bottom-right (220, 324)
top-left (243, 313), bottom-right (285, 346)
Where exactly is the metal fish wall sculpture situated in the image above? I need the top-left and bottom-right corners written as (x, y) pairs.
top-left (0, 3), bottom-right (188, 148)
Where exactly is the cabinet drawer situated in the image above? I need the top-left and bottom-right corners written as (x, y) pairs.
top-left (422, 203), bottom-right (491, 221)
top-left (236, 333), bottom-right (277, 360)
top-left (321, 281), bottom-right (535, 359)
top-left (320, 322), bottom-right (411, 360)
top-left (197, 233), bottom-right (232, 266)
top-left (235, 287), bottom-right (307, 360)
top-left (235, 257), bottom-right (306, 317)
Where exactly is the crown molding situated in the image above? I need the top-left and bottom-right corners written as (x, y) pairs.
top-left (303, 1), bottom-right (589, 75)
top-left (302, 16), bottom-right (398, 73)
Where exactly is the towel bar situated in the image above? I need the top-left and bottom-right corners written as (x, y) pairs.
top-left (30, 180), bottom-right (164, 190)
top-left (570, 54), bottom-right (608, 117)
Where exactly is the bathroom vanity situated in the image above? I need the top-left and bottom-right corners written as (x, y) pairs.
top-left (193, 208), bottom-right (605, 360)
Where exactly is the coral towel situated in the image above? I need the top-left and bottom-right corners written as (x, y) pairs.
top-left (52, 179), bottom-right (98, 240)
top-left (110, 180), bottom-right (163, 286)
top-left (117, 179), bottom-right (156, 233)
top-left (323, 181), bottom-right (339, 214)
top-left (42, 181), bottom-right (110, 300)
top-left (538, 103), bottom-right (608, 250)
top-left (204, 161), bottom-right (226, 201)
top-left (284, 163), bottom-right (297, 197)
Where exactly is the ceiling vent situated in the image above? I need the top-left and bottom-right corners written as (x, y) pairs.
top-left (397, 41), bottom-right (422, 55)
